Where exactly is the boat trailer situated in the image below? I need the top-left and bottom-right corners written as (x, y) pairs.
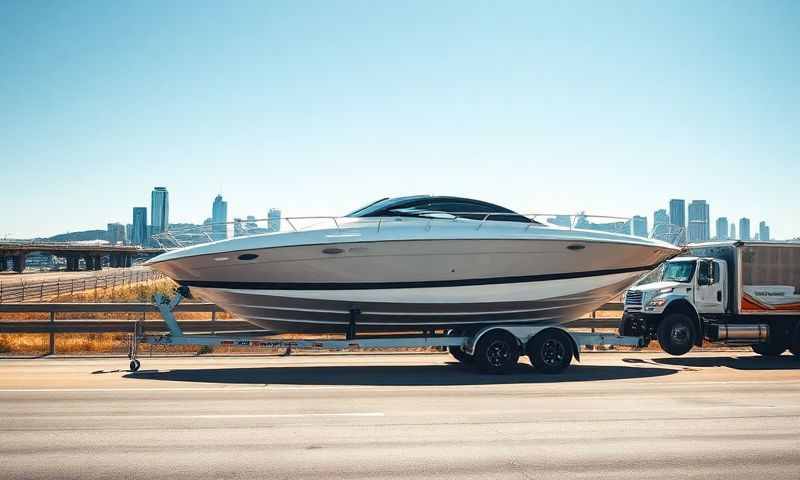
top-left (128, 290), bottom-right (645, 374)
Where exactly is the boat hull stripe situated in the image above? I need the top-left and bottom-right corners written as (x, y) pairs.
top-left (176, 264), bottom-right (657, 290)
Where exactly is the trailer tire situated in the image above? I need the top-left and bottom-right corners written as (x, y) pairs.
top-left (528, 329), bottom-right (574, 374)
top-left (474, 330), bottom-right (520, 374)
top-left (446, 330), bottom-right (473, 364)
top-left (657, 313), bottom-right (696, 356)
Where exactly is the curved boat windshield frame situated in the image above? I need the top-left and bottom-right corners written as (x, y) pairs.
top-left (347, 196), bottom-right (537, 224)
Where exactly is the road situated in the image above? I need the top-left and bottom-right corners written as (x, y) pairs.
top-left (0, 266), bottom-right (150, 285)
top-left (1, 351), bottom-right (799, 479)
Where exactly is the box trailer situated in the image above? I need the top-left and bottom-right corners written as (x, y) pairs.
top-left (621, 241), bottom-right (800, 356)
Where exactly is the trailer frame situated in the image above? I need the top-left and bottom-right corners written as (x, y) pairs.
top-left (127, 291), bottom-right (645, 374)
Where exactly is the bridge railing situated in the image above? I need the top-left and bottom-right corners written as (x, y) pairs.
top-left (0, 270), bottom-right (164, 303)
top-left (0, 302), bottom-right (623, 355)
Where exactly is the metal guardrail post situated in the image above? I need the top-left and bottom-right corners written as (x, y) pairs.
top-left (48, 311), bottom-right (55, 355)
top-left (211, 309), bottom-right (216, 335)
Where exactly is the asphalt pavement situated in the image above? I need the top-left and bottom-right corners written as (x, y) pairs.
top-left (1, 351), bottom-right (799, 479)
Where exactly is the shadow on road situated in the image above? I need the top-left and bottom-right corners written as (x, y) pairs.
top-left (651, 354), bottom-right (800, 370)
top-left (124, 362), bottom-right (677, 386)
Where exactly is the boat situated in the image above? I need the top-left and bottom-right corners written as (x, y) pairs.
top-left (145, 196), bottom-right (681, 333)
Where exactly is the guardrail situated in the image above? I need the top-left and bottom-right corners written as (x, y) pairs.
top-left (0, 270), bottom-right (164, 303)
top-left (0, 302), bottom-right (623, 354)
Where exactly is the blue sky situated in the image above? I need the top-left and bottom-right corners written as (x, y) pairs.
top-left (2, 1), bottom-right (798, 238)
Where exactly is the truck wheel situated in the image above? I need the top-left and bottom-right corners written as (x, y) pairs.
top-left (528, 329), bottom-right (574, 374)
top-left (790, 325), bottom-right (800, 357)
top-left (752, 342), bottom-right (786, 357)
top-left (474, 330), bottom-right (520, 374)
top-left (446, 329), bottom-right (473, 364)
top-left (657, 313), bottom-right (696, 356)
top-left (618, 314), bottom-right (634, 337)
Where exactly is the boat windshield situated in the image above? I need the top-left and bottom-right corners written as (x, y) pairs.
top-left (661, 261), bottom-right (696, 283)
top-left (346, 196), bottom-right (536, 223)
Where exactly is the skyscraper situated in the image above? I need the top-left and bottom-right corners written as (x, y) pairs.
top-left (669, 199), bottom-right (685, 243)
top-left (107, 223), bottom-right (125, 245)
top-left (759, 221), bottom-right (770, 241)
top-left (653, 209), bottom-right (670, 240)
top-left (632, 215), bottom-right (648, 237)
top-left (132, 207), bottom-right (148, 246)
top-left (739, 218), bottom-right (751, 241)
top-left (151, 187), bottom-right (169, 234)
top-left (211, 195), bottom-right (228, 240)
top-left (730, 223), bottom-right (736, 240)
top-left (715, 217), bottom-right (729, 240)
top-left (687, 200), bottom-right (710, 242)
top-left (268, 208), bottom-right (282, 232)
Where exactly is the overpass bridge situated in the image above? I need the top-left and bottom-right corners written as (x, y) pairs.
top-left (0, 241), bottom-right (164, 273)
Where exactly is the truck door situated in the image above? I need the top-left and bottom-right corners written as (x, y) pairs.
top-left (695, 259), bottom-right (725, 314)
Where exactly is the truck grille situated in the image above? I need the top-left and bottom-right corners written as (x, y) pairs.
top-left (625, 290), bottom-right (643, 306)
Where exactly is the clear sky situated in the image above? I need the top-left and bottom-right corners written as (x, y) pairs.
top-left (2, 1), bottom-right (798, 239)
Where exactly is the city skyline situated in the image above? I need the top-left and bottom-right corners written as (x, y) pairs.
top-left (1, 3), bottom-right (798, 240)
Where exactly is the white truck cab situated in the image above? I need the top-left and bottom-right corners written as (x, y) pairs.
top-left (621, 242), bottom-right (800, 357)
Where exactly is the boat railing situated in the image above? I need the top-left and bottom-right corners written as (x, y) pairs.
top-left (151, 212), bottom-right (636, 250)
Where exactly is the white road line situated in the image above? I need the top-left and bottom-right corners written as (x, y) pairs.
top-left (4, 412), bottom-right (385, 419)
top-left (1, 380), bottom-right (800, 394)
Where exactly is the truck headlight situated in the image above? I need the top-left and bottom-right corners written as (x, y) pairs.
top-left (658, 287), bottom-right (674, 294)
top-left (647, 297), bottom-right (667, 307)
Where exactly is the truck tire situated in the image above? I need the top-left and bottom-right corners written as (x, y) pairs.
top-left (618, 314), bottom-right (634, 337)
top-left (474, 330), bottom-right (520, 374)
top-left (657, 313), bottom-right (696, 356)
top-left (446, 329), bottom-right (473, 364)
top-left (752, 341), bottom-right (786, 357)
top-left (528, 329), bottom-right (574, 374)
top-left (790, 324), bottom-right (800, 357)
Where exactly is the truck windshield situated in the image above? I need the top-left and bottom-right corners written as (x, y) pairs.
top-left (661, 261), bottom-right (696, 283)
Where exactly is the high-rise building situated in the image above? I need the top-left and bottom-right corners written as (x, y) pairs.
top-left (107, 223), bottom-right (125, 245)
top-left (150, 187), bottom-right (169, 234)
top-left (211, 195), bottom-right (228, 240)
top-left (653, 209), bottom-right (670, 240)
top-left (268, 208), bottom-right (282, 232)
top-left (739, 218), bottom-right (751, 241)
top-left (132, 207), bottom-right (148, 246)
top-left (730, 223), bottom-right (736, 240)
top-left (759, 221), bottom-right (770, 241)
top-left (715, 217), bottom-right (729, 240)
top-left (669, 199), bottom-right (686, 243)
top-left (687, 200), bottom-right (710, 243)
top-left (632, 215), bottom-right (648, 237)
top-left (125, 224), bottom-right (133, 244)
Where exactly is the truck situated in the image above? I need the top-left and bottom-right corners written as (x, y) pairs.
top-left (620, 241), bottom-right (800, 356)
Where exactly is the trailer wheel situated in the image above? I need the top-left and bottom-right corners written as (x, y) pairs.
top-left (446, 329), bottom-right (473, 364)
top-left (474, 330), bottom-right (520, 374)
top-left (129, 360), bottom-right (141, 372)
top-left (657, 313), bottom-right (696, 356)
top-left (528, 329), bottom-right (574, 374)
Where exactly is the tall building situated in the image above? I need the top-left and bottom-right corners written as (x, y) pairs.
top-left (653, 209), bottom-right (670, 240)
top-left (150, 187), bottom-right (169, 234)
top-left (107, 223), bottom-right (125, 245)
top-left (715, 217), bottom-right (729, 240)
top-left (132, 207), bottom-right (148, 246)
top-left (759, 221), bottom-right (770, 241)
top-left (211, 195), bottom-right (228, 240)
top-left (268, 208), bottom-right (282, 232)
top-left (730, 223), bottom-right (736, 240)
top-left (632, 215), bottom-right (648, 237)
top-left (125, 224), bottom-right (133, 244)
top-left (669, 199), bottom-right (686, 243)
top-left (739, 218), bottom-right (751, 241)
top-left (687, 200), bottom-right (710, 243)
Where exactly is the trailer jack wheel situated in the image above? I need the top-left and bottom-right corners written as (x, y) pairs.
top-left (129, 359), bottom-right (141, 372)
